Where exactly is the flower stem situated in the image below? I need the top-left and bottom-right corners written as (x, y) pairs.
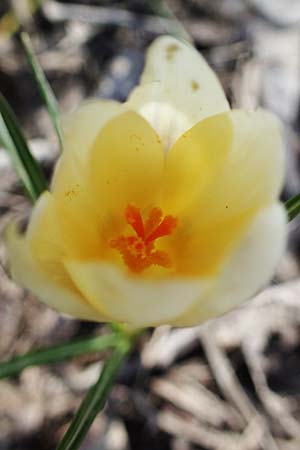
top-left (55, 336), bottom-right (132, 450)
top-left (0, 333), bottom-right (119, 380)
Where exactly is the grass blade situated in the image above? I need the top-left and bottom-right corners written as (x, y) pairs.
top-left (285, 193), bottom-right (300, 221)
top-left (20, 31), bottom-right (63, 149)
top-left (148, 0), bottom-right (191, 41)
top-left (0, 333), bottom-right (120, 380)
top-left (0, 92), bottom-right (47, 201)
top-left (55, 337), bottom-right (131, 450)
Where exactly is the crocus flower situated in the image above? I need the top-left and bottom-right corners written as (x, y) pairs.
top-left (6, 36), bottom-right (286, 327)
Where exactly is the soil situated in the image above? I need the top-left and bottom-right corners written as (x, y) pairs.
top-left (1, 1), bottom-right (300, 449)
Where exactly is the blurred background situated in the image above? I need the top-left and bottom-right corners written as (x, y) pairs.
top-left (1, 1), bottom-right (300, 449)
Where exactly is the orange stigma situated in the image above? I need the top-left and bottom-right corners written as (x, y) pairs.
top-left (109, 204), bottom-right (178, 273)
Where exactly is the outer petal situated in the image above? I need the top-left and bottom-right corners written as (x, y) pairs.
top-left (88, 111), bottom-right (164, 225)
top-left (6, 192), bottom-right (105, 321)
top-left (6, 230), bottom-right (105, 322)
top-left (162, 111), bottom-right (233, 214)
top-left (191, 109), bottom-right (285, 224)
top-left (127, 36), bottom-right (229, 151)
top-left (60, 99), bottom-right (124, 164)
top-left (50, 101), bottom-right (127, 259)
top-left (172, 203), bottom-right (287, 327)
top-left (167, 109), bottom-right (285, 276)
top-left (65, 260), bottom-right (210, 327)
top-left (26, 192), bottom-right (71, 281)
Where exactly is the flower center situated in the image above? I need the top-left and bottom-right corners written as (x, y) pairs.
top-left (109, 204), bottom-right (178, 273)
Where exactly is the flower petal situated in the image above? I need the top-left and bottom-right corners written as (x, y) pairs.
top-left (192, 109), bottom-right (285, 223)
top-left (162, 111), bottom-right (233, 214)
top-left (6, 221), bottom-right (104, 322)
top-left (168, 109), bottom-right (285, 276)
top-left (60, 99), bottom-right (124, 164)
top-left (88, 111), bottom-right (164, 231)
top-left (50, 101), bottom-right (126, 259)
top-left (172, 203), bottom-right (287, 327)
top-left (65, 260), bottom-right (210, 327)
top-left (127, 36), bottom-right (229, 151)
top-left (25, 192), bottom-right (83, 285)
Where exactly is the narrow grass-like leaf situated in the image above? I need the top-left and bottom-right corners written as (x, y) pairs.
top-left (285, 193), bottom-right (300, 221)
top-left (0, 333), bottom-right (120, 380)
top-left (20, 32), bottom-right (63, 149)
top-left (0, 92), bottom-right (47, 201)
top-left (147, 0), bottom-right (191, 41)
top-left (55, 337), bottom-right (132, 450)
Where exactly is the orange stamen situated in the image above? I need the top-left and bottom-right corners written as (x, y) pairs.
top-left (146, 215), bottom-right (178, 243)
top-left (124, 204), bottom-right (145, 239)
top-left (109, 204), bottom-right (178, 273)
top-left (144, 207), bottom-right (163, 237)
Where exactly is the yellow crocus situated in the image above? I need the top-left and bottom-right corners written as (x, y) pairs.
top-left (6, 36), bottom-right (287, 327)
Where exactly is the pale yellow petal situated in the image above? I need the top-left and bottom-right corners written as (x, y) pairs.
top-left (52, 111), bottom-right (165, 260)
top-left (6, 223), bottom-right (105, 322)
top-left (127, 36), bottom-right (229, 151)
top-left (51, 101), bottom-right (126, 259)
top-left (168, 109), bottom-right (285, 276)
top-left (172, 203), bottom-right (287, 327)
top-left (26, 192), bottom-right (66, 270)
top-left (60, 99), bottom-right (125, 164)
top-left (87, 111), bottom-right (165, 243)
top-left (25, 191), bottom-right (85, 289)
top-left (65, 260), bottom-right (210, 327)
top-left (162, 111), bottom-right (233, 214)
top-left (52, 155), bottom-right (103, 259)
top-left (193, 109), bottom-right (285, 224)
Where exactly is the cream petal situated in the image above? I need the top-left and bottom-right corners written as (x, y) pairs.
top-left (6, 223), bottom-right (105, 322)
top-left (60, 99), bottom-right (125, 165)
top-left (166, 109), bottom-right (285, 276)
top-left (25, 191), bottom-right (87, 289)
top-left (88, 110), bottom-right (165, 229)
top-left (162, 111), bottom-right (233, 215)
top-left (65, 260), bottom-right (210, 327)
top-left (127, 36), bottom-right (229, 151)
top-left (26, 191), bottom-right (64, 260)
top-left (52, 110), bottom-right (166, 260)
top-left (191, 109), bottom-right (285, 225)
top-left (50, 101), bottom-right (127, 259)
top-left (172, 203), bottom-right (287, 327)
top-left (52, 100), bottom-right (126, 226)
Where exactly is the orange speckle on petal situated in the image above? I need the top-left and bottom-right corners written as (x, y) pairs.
top-left (166, 43), bottom-right (180, 61)
top-left (191, 80), bottom-right (200, 91)
top-left (109, 204), bottom-right (177, 273)
top-left (65, 189), bottom-right (76, 198)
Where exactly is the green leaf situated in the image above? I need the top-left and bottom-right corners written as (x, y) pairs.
top-left (0, 92), bottom-right (47, 201)
top-left (285, 193), bottom-right (300, 221)
top-left (0, 333), bottom-right (120, 380)
top-left (55, 337), bottom-right (132, 450)
top-left (20, 32), bottom-right (63, 149)
top-left (147, 0), bottom-right (191, 42)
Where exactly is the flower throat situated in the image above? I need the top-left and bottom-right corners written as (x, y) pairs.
top-left (109, 204), bottom-right (177, 273)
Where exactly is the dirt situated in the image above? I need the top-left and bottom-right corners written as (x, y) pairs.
top-left (1, 1), bottom-right (300, 449)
